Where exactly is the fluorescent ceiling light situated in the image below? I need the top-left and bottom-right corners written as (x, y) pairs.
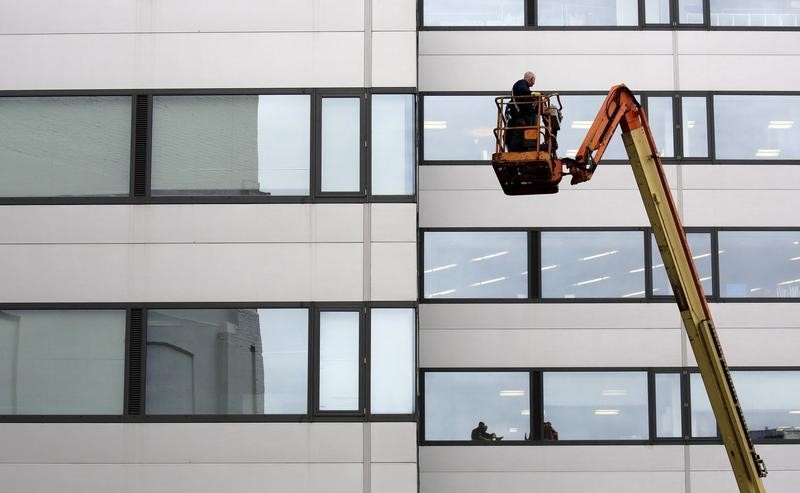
top-left (499, 390), bottom-right (525, 397)
top-left (509, 428), bottom-right (519, 433)
top-left (777, 278), bottom-right (800, 286)
top-left (521, 409), bottom-right (531, 416)
top-left (580, 250), bottom-right (619, 261)
top-left (789, 410), bottom-right (800, 415)
top-left (571, 120), bottom-right (593, 129)
top-left (755, 149), bottom-right (780, 157)
top-left (699, 276), bottom-right (712, 282)
top-left (471, 251), bottom-right (509, 262)
top-left (470, 276), bottom-right (508, 287)
top-left (790, 256), bottom-right (800, 261)
top-left (693, 253), bottom-right (711, 260)
top-left (686, 120), bottom-right (696, 129)
top-left (423, 263), bottom-right (457, 274)
top-left (424, 120), bottom-right (447, 129)
top-left (573, 276), bottom-right (611, 286)
top-left (768, 120), bottom-right (794, 129)
top-left (622, 290), bottom-right (646, 298)
top-left (541, 264), bottom-right (559, 271)
top-left (594, 409), bottom-right (620, 415)
top-left (628, 267), bottom-right (646, 273)
top-left (428, 289), bottom-right (456, 297)
top-left (470, 127), bottom-right (494, 138)
top-left (601, 389), bottom-right (627, 396)
top-left (749, 287), bottom-right (763, 293)
top-left (519, 271), bottom-right (528, 276)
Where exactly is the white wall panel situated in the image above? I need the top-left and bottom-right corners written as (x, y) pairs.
top-left (682, 190), bottom-right (800, 227)
top-left (371, 463), bottom-right (418, 493)
top-left (681, 165), bottom-right (800, 191)
top-left (311, 243), bottom-right (364, 301)
top-left (372, 0), bottom-right (417, 31)
top-left (0, 33), bottom-right (365, 90)
top-left (421, 471), bottom-right (685, 493)
top-left (370, 204), bottom-right (417, 242)
top-left (370, 423), bottom-right (418, 463)
top-left (0, 0), bottom-right (365, 34)
top-left (711, 304), bottom-right (800, 329)
top-left (372, 32), bottom-right (417, 88)
top-left (685, 328), bottom-right (800, 367)
top-left (678, 55), bottom-right (800, 91)
top-left (371, 242), bottom-right (417, 301)
top-left (677, 32), bottom-right (800, 56)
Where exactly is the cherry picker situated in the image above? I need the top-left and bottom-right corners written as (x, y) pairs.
top-left (491, 84), bottom-right (768, 493)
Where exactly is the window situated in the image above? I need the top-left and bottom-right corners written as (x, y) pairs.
top-left (681, 97), bottom-right (709, 158)
top-left (423, 96), bottom-right (497, 161)
top-left (0, 96), bottom-right (131, 198)
top-left (710, 0), bottom-right (800, 27)
top-left (0, 310), bottom-right (125, 415)
top-left (145, 308), bottom-right (309, 415)
top-left (423, 0), bottom-right (525, 26)
top-left (317, 310), bottom-right (361, 412)
top-left (371, 95), bottom-right (415, 196)
top-left (690, 373), bottom-right (717, 437)
top-left (370, 308), bottom-right (415, 415)
top-left (320, 97), bottom-right (363, 193)
top-left (733, 371), bottom-right (800, 440)
top-left (424, 372), bottom-right (530, 441)
top-left (718, 231), bottom-right (800, 298)
top-left (423, 231), bottom-right (529, 299)
top-left (678, 0), bottom-right (705, 24)
top-left (537, 0), bottom-right (638, 26)
top-left (540, 231), bottom-right (645, 299)
top-left (646, 97), bottom-right (675, 158)
top-left (645, 0), bottom-right (671, 24)
top-left (557, 95), bottom-right (632, 160)
top-left (655, 373), bottom-right (682, 438)
top-left (714, 95), bottom-right (800, 160)
top-left (651, 232), bottom-right (714, 296)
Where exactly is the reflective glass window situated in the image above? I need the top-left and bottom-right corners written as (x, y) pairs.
top-left (718, 231), bottom-right (800, 298)
top-left (370, 308), bottom-right (415, 415)
top-left (543, 372), bottom-right (648, 440)
top-left (151, 95), bottom-right (310, 196)
top-left (714, 95), bottom-right (800, 160)
top-left (541, 231), bottom-right (645, 299)
top-left (681, 97), bottom-right (709, 158)
top-left (646, 0), bottom-right (671, 23)
top-left (733, 371), bottom-right (800, 440)
top-left (424, 231), bottom-right (529, 299)
top-left (321, 98), bottom-right (361, 192)
top-left (679, 0), bottom-right (705, 23)
top-left (0, 310), bottom-right (125, 415)
top-left (424, 372), bottom-right (530, 441)
top-left (538, 0), bottom-right (639, 26)
top-left (423, 0), bottom-right (525, 26)
top-left (0, 97), bottom-right (131, 197)
top-left (371, 95), bottom-right (415, 195)
top-left (655, 373), bottom-right (682, 438)
top-left (647, 97), bottom-right (675, 158)
top-left (319, 311), bottom-right (360, 411)
top-left (145, 309), bottom-right (308, 415)
top-left (711, 0), bottom-right (800, 27)
top-left (691, 373), bottom-right (717, 437)
top-left (652, 233), bottom-right (714, 296)
top-left (423, 96), bottom-right (497, 161)
top-left (557, 95), bottom-right (634, 161)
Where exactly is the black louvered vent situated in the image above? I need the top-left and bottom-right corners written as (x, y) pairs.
top-left (132, 95), bottom-right (150, 197)
top-left (126, 308), bottom-right (144, 415)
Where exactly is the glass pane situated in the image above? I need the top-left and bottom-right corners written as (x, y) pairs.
top-left (711, 0), bottom-right (800, 27)
top-left (319, 311), bottom-right (360, 411)
top-left (718, 231), bottom-right (800, 298)
top-left (371, 95), bottom-right (415, 195)
top-left (543, 372), bottom-right (648, 440)
top-left (646, 0), bottom-right (671, 23)
top-left (679, 0), bottom-right (705, 23)
top-left (541, 231), bottom-right (645, 299)
top-left (681, 97), bottom-right (709, 158)
top-left (0, 310), bottom-right (125, 415)
top-left (652, 233), bottom-right (714, 296)
top-left (557, 95), bottom-right (634, 161)
top-left (424, 372), bottom-right (530, 441)
top-left (714, 95), bottom-right (800, 160)
top-left (424, 231), bottom-right (528, 299)
top-left (423, 96), bottom-right (497, 161)
top-left (151, 95), bottom-right (310, 196)
top-left (0, 97), bottom-right (131, 197)
top-left (538, 0), bottom-right (639, 26)
top-left (145, 308), bottom-right (308, 415)
top-left (423, 0), bottom-right (525, 26)
top-left (656, 373), bottom-right (682, 438)
top-left (321, 98), bottom-right (361, 192)
top-left (647, 97), bottom-right (674, 158)
top-left (691, 373), bottom-right (717, 437)
top-left (733, 371), bottom-right (800, 440)
top-left (370, 309), bottom-right (415, 414)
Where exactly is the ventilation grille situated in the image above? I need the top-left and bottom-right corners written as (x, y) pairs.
top-left (132, 95), bottom-right (150, 197)
top-left (126, 308), bottom-right (144, 415)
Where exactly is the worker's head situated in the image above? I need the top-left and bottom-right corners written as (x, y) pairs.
top-left (478, 421), bottom-right (486, 430)
top-left (524, 71), bottom-right (536, 87)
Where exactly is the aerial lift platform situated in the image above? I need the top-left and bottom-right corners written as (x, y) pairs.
top-left (491, 84), bottom-right (768, 493)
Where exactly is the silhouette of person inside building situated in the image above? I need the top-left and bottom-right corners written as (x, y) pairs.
top-left (471, 421), bottom-right (503, 442)
top-left (543, 421), bottom-right (559, 440)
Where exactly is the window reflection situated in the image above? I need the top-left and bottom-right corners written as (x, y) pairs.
top-left (424, 372), bottom-right (530, 441)
top-left (538, 0), bottom-right (639, 26)
top-left (681, 97), bottom-right (709, 158)
top-left (679, 0), bottom-right (704, 23)
top-left (370, 309), bottom-right (415, 414)
top-left (645, 0), bottom-right (671, 23)
top-left (655, 373), bottom-right (682, 438)
top-left (690, 373), bottom-right (717, 437)
top-left (711, 0), bottom-right (800, 26)
top-left (321, 98), bottom-right (361, 193)
top-left (423, 96), bottom-right (497, 161)
top-left (318, 311), bottom-right (360, 411)
top-left (719, 231), bottom-right (800, 298)
top-left (423, 0), bottom-right (524, 26)
top-left (646, 97), bottom-right (674, 158)
top-left (734, 371), bottom-right (800, 440)
top-left (371, 95), bottom-right (415, 195)
top-left (424, 231), bottom-right (528, 299)
top-left (541, 231), bottom-right (645, 299)
top-left (714, 95), bottom-right (800, 160)
top-left (651, 233), bottom-right (713, 296)
top-left (543, 372), bottom-right (648, 440)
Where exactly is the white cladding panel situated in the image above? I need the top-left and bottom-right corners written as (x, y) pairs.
top-left (370, 204), bottom-right (417, 242)
top-left (371, 242), bottom-right (418, 301)
top-left (682, 190), bottom-right (800, 227)
top-left (372, 0), bottom-right (418, 31)
top-left (372, 31), bottom-right (418, 88)
top-left (371, 463), bottom-right (418, 493)
top-left (370, 423), bottom-right (418, 463)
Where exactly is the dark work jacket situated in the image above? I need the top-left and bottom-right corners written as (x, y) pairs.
top-left (511, 79), bottom-right (534, 124)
